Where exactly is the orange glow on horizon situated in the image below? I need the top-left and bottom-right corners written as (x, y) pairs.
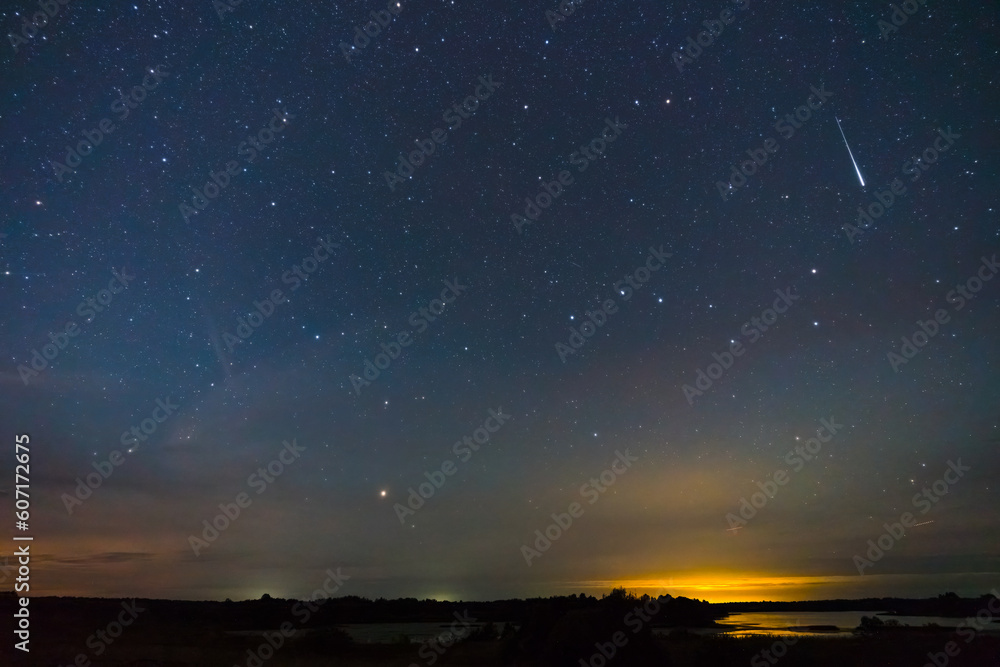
top-left (573, 574), bottom-right (886, 603)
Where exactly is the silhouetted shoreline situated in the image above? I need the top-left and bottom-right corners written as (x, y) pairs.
top-left (3, 589), bottom-right (999, 665)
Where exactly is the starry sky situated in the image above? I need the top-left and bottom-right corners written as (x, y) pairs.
top-left (1, 0), bottom-right (998, 603)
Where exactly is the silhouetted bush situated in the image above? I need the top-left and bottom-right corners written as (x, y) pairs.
top-left (855, 615), bottom-right (903, 635)
top-left (466, 620), bottom-right (499, 641)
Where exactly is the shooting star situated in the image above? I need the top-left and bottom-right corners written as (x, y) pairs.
top-left (835, 117), bottom-right (866, 187)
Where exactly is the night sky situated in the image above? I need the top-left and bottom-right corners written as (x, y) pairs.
top-left (1, 0), bottom-right (998, 603)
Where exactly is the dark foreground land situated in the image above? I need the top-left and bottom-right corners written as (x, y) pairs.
top-left (3, 590), bottom-right (999, 666)
top-left (8, 635), bottom-right (1000, 667)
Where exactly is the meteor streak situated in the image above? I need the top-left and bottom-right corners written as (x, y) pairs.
top-left (835, 117), bottom-right (866, 187)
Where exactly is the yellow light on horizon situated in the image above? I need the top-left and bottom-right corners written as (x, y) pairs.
top-left (573, 574), bottom-right (870, 603)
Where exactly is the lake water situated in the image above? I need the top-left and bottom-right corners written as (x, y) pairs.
top-left (707, 611), bottom-right (1000, 637)
top-left (233, 614), bottom-right (999, 643)
top-left (339, 613), bottom-right (995, 642)
top-left (340, 621), bottom-right (499, 644)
